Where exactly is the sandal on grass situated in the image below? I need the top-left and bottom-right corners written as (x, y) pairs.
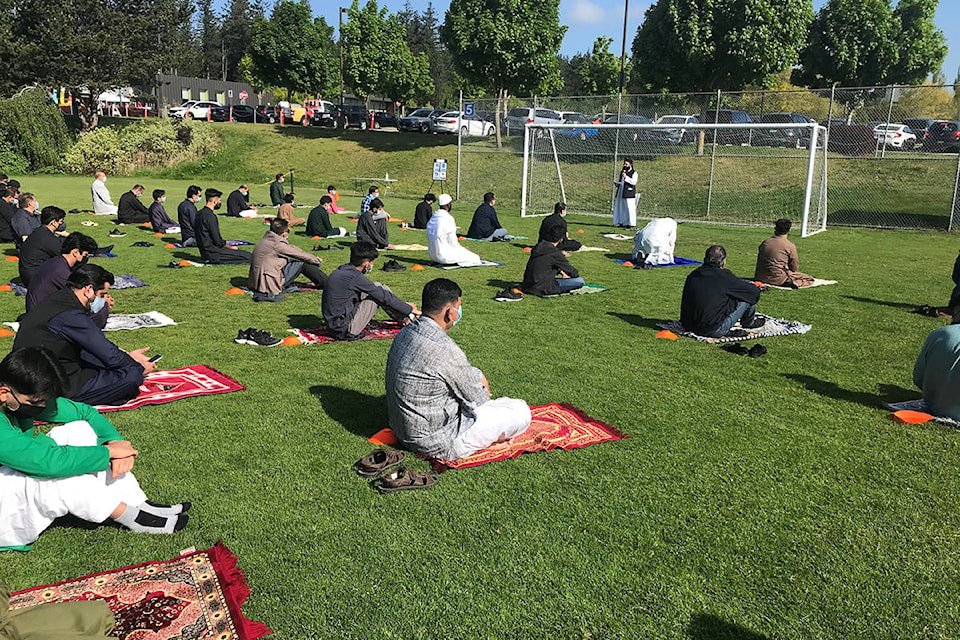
top-left (353, 448), bottom-right (405, 478)
top-left (374, 466), bottom-right (438, 494)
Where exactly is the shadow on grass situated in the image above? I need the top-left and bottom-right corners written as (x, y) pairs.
top-left (829, 209), bottom-right (946, 231)
top-left (783, 373), bottom-right (916, 408)
top-left (606, 311), bottom-right (667, 330)
top-left (287, 313), bottom-right (324, 328)
top-left (687, 613), bottom-right (769, 640)
top-left (486, 278), bottom-right (517, 290)
top-left (310, 385), bottom-right (386, 438)
top-left (842, 295), bottom-right (918, 310)
top-left (273, 126), bottom-right (462, 153)
top-left (387, 255), bottom-right (434, 267)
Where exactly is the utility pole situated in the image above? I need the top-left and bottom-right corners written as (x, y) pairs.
top-left (339, 7), bottom-right (349, 106)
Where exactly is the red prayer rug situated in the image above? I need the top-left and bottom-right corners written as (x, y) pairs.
top-left (9, 542), bottom-right (271, 640)
top-left (429, 403), bottom-right (627, 471)
top-left (96, 365), bottom-right (245, 412)
top-left (289, 320), bottom-right (403, 345)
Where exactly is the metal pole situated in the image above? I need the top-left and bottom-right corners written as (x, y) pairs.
top-left (456, 89), bottom-right (462, 201)
top-left (549, 129), bottom-right (566, 205)
top-left (801, 123), bottom-right (819, 237)
top-left (881, 86), bottom-right (895, 160)
top-left (950, 152), bottom-right (960, 232)
top-left (706, 89), bottom-right (720, 219)
top-left (520, 123), bottom-right (531, 217)
top-left (339, 8), bottom-right (347, 107)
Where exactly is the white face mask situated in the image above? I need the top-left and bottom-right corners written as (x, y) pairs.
top-left (90, 295), bottom-right (107, 314)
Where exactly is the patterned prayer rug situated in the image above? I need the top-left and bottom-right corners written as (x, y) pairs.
top-left (435, 260), bottom-right (503, 270)
top-left (531, 284), bottom-right (609, 298)
top-left (9, 542), bottom-right (271, 640)
top-left (288, 320), bottom-right (403, 344)
top-left (601, 233), bottom-right (633, 240)
top-left (4, 312), bottom-right (177, 333)
top-left (95, 365), bottom-right (245, 412)
top-left (389, 244), bottom-right (429, 251)
top-left (886, 399), bottom-right (960, 428)
top-left (766, 278), bottom-right (837, 290)
top-left (429, 403), bottom-right (627, 471)
top-left (656, 314), bottom-right (812, 343)
top-left (614, 257), bottom-right (702, 268)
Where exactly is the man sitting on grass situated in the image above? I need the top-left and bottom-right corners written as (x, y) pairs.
top-left (117, 184), bottom-right (151, 225)
top-left (248, 219), bottom-right (326, 302)
top-left (177, 185), bottom-right (202, 247)
top-left (413, 193), bottom-right (436, 229)
top-left (195, 188), bottom-right (252, 264)
top-left (19, 206), bottom-right (67, 286)
top-left (427, 194), bottom-right (482, 267)
top-left (681, 245), bottom-right (764, 338)
top-left (148, 189), bottom-right (181, 234)
top-left (306, 196), bottom-right (348, 238)
top-left (538, 202), bottom-right (582, 252)
top-left (227, 184), bottom-right (258, 218)
top-left (277, 193), bottom-right (306, 227)
top-left (14, 264), bottom-right (157, 406)
top-left (754, 218), bottom-right (814, 287)
top-left (466, 192), bottom-right (509, 241)
top-left (386, 278), bottom-right (531, 461)
top-left (355, 197), bottom-right (393, 249)
top-left (520, 224), bottom-right (585, 296)
top-left (11, 192), bottom-right (40, 249)
top-left (321, 242), bottom-right (418, 340)
top-left (913, 310), bottom-right (960, 421)
top-left (270, 173), bottom-right (286, 206)
top-left (0, 347), bottom-right (188, 551)
top-left (26, 233), bottom-right (103, 318)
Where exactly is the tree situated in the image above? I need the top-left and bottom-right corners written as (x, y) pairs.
top-left (793, 0), bottom-right (946, 88)
top-left (442, 0), bottom-right (566, 144)
top-left (198, 0), bottom-right (223, 79)
top-left (632, 0), bottom-right (813, 92)
top-left (248, 1), bottom-right (339, 99)
top-left (571, 37), bottom-right (626, 96)
top-left (397, 1), bottom-right (455, 106)
top-left (221, 0), bottom-right (263, 82)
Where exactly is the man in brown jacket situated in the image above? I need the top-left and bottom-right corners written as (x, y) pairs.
top-left (248, 219), bottom-right (326, 302)
top-left (276, 193), bottom-right (306, 227)
top-left (754, 218), bottom-right (814, 288)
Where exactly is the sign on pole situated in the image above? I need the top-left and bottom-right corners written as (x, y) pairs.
top-left (433, 159), bottom-right (447, 181)
top-left (239, 91), bottom-right (248, 100)
top-left (463, 102), bottom-right (475, 118)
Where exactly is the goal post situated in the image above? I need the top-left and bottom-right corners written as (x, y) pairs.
top-left (520, 121), bottom-right (829, 238)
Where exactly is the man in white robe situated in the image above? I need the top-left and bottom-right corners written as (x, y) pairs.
top-left (612, 158), bottom-right (638, 227)
top-left (427, 194), bottom-right (483, 267)
top-left (90, 171), bottom-right (117, 215)
top-left (632, 217), bottom-right (677, 265)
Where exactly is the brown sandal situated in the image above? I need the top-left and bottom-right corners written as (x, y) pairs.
top-left (352, 448), bottom-right (405, 478)
top-left (375, 466), bottom-right (438, 494)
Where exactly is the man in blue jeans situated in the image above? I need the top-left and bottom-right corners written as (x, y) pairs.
top-left (680, 245), bottom-right (764, 338)
top-left (519, 224), bottom-right (584, 296)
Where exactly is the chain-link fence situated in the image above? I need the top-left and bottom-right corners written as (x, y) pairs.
top-left (456, 85), bottom-right (960, 230)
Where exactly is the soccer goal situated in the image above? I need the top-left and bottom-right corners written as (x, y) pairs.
top-left (520, 121), bottom-right (829, 237)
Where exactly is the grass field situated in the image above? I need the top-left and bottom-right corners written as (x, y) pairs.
top-left (3, 142), bottom-right (960, 638)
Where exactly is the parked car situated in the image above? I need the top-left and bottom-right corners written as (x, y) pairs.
top-left (335, 104), bottom-right (371, 130)
top-left (431, 111), bottom-right (496, 136)
top-left (873, 123), bottom-right (918, 150)
top-left (398, 108), bottom-right (444, 132)
top-left (208, 104), bottom-right (263, 123)
top-left (307, 100), bottom-right (341, 127)
top-left (555, 112), bottom-right (600, 141)
top-left (753, 112), bottom-right (815, 148)
top-left (505, 107), bottom-right (563, 135)
top-left (170, 100), bottom-right (221, 120)
top-left (698, 109), bottom-right (754, 144)
top-left (902, 118), bottom-right (935, 138)
top-left (924, 121), bottom-right (960, 152)
top-left (650, 114), bottom-right (700, 144)
top-left (601, 114), bottom-right (654, 142)
top-left (254, 105), bottom-right (278, 124)
top-left (371, 110), bottom-right (398, 129)
top-left (276, 102), bottom-right (311, 126)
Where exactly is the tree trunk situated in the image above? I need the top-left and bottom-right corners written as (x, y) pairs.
top-left (77, 90), bottom-right (99, 132)
top-left (494, 87), bottom-right (507, 149)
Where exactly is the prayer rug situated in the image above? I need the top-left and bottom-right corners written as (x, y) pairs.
top-left (428, 403), bottom-right (627, 471)
top-left (7, 275), bottom-right (147, 296)
top-left (95, 365), bottom-right (245, 412)
top-left (4, 312), bottom-right (176, 333)
top-left (656, 314), bottom-right (812, 343)
top-left (288, 320), bottom-right (403, 344)
top-left (766, 278), bottom-right (838, 290)
top-left (614, 257), bottom-right (702, 268)
top-left (886, 399), bottom-right (960, 428)
top-left (464, 235), bottom-right (527, 241)
top-left (435, 260), bottom-right (503, 270)
top-left (10, 541), bottom-right (271, 640)
top-left (389, 244), bottom-right (429, 251)
top-left (574, 246), bottom-right (608, 252)
top-left (531, 284), bottom-right (608, 298)
top-left (601, 233), bottom-right (633, 240)
top-left (167, 240), bottom-right (251, 248)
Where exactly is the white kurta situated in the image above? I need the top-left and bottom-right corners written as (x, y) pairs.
top-left (612, 171), bottom-right (638, 227)
top-left (0, 421), bottom-right (147, 549)
top-left (632, 217), bottom-right (677, 264)
top-left (91, 180), bottom-right (118, 215)
top-left (427, 210), bottom-right (483, 266)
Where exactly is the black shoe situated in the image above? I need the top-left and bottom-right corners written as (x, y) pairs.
top-left (748, 344), bottom-right (767, 358)
top-left (166, 260), bottom-right (183, 269)
top-left (313, 244), bottom-right (344, 251)
top-left (721, 344), bottom-right (749, 356)
top-left (382, 259), bottom-right (406, 272)
top-left (494, 288), bottom-right (523, 302)
top-left (108, 229), bottom-right (126, 237)
top-left (247, 329), bottom-right (282, 347)
top-left (726, 329), bottom-right (749, 338)
top-left (131, 241), bottom-right (154, 247)
top-left (742, 315), bottom-right (766, 329)
top-left (492, 235), bottom-right (510, 242)
top-left (234, 328), bottom-right (254, 345)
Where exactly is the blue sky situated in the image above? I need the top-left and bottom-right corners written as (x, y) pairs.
top-left (307, 0), bottom-right (959, 83)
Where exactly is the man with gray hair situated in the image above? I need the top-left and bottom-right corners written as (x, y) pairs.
top-left (91, 171), bottom-right (117, 215)
top-left (680, 245), bottom-right (764, 338)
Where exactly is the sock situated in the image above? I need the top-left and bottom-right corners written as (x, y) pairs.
top-left (143, 500), bottom-right (192, 516)
top-left (114, 505), bottom-right (188, 534)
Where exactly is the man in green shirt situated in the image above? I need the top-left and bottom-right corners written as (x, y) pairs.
top-left (914, 319), bottom-right (960, 421)
top-left (0, 347), bottom-right (189, 551)
top-left (270, 173), bottom-right (286, 206)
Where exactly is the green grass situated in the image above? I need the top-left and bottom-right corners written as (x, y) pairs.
top-left (4, 151), bottom-right (960, 638)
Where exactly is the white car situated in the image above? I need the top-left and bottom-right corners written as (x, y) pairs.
top-left (873, 123), bottom-right (918, 150)
top-left (652, 115), bottom-right (700, 144)
top-left (432, 111), bottom-right (496, 136)
top-left (169, 100), bottom-right (222, 120)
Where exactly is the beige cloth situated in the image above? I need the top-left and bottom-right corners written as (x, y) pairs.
top-left (754, 234), bottom-right (813, 287)
top-left (277, 203), bottom-right (306, 227)
top-left (1, 582), bottom-right (114, 639)
top-left (247, 230), bottom-right (322, 295)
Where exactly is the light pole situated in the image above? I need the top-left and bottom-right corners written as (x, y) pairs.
top-left (618, 0), bottom-right (629, 94)
top-left (339, 7), bottom-right (349, 107)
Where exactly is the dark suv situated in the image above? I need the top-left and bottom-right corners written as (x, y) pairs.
top-left (338, 104), bottom-right (370, 130)
top-left (753, 112), bottom-right (815, 148)
top-left (924, 121), bottom-right (960, 152)
top-left (699, 109), bottom-right (754, 145)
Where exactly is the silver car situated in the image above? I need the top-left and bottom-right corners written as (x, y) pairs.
top-left (432, 111), bottom-right (496, 136)
top-left (505, 107), bottom-right (562, 135)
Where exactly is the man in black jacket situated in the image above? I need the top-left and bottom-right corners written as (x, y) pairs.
top-left (0, 186), bottom-right (17, 242)
top-left (466, 192), bottom-right (508, 240)
top-left (117, 185), bottom-right (150, 224)
top-left (195, 188), bottom-right (252, 264)
top-left (413, 193), bottom-right (435, 229)
top-left (177, 185), bottom-right (202, 246)
top-left (680, 245), bottom-right (764, 337)
top-left (19, 206), bottom-right (66, 286)
top-left (537, 201), bottom-right (581, 252)
top-left (226, 185), bottom-right (258, 217)
top-left (520, 224), bottom-right (584, 296)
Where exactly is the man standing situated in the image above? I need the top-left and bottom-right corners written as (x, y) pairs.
top-left (537, 202), bottom-right (582, 252)
top-left (306, 195), bottom-right (347, 238)
top-left (466, 192), bottom-right (508, 241)
top-left (177, 185), bottom-right (202, 247)
top-left (11, 192), bottom-right (41, 249)
top-left (19, 206), bottom-right (66, 286)
top-left (413, 193), bottom-right (436, 229)
top-left (227, 185), bottom-right (258, 218)
top-left (248, 219), bottom-right (326, 302)
top-left (321, 242), bottom-right (418, 340)
top-left (520, 224), bottom-right (585, 296)
top-left (612, 158), bottom-right (637, 228)
top-left (117, 185), bottom-right (150, 224)
top-left (680, 245), bottom-right (764, 338)
top-left (0, 186), bottom-right (17, 242)
top-left (148, 189), bottom-right (180, 234)
top-left (91, 171), bottom-right (117, 215)
top-left (195, 188), bottom-right (252, 264)
top-left (270, 173), bottom-right (286, 206)
top-left (386, 278), bottom-right (531, 461)
top-left (754, 218), bottom-right (814, 287)
top-left (427, 194), bottom-right (482, 267)
top-left (13, 264), bottom-right (156, 406)
top-left (355, 197), bottom-right (392, 249)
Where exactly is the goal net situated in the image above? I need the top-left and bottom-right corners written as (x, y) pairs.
top-left (520, 121), bottom-right (829, 237)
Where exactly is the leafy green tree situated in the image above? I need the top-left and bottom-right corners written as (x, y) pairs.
top-left (890, 0), bottom-right (947, 85)
top-left (198, 0), bottom-right (223, 79)
top-left (248, 0), bottom-right (339, 99)
top-left (397, 1), bottom-right (455, 106)
top-left (221, 0), bottom-right (263, 82)
top-left (632, 0), bottom-right (813, 92)
top-left (572, 37), bottom-right (627, 96)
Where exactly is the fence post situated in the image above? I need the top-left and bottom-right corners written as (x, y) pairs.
top-left (456, 89), bottom-right (462, 201)
top-left (705, 89), bottom-right (721, 219)
top-left (950, 153), bottom-right (960, 232)
top-left (880, 86), bottom-right (895, 159)
top-left (520, 122), bottom-right (530, 218)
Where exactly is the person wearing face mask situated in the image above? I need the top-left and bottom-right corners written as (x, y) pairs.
top-left (19, 206), bottom-right (68, 286)
top-left (194, 188), bottom-right (252, 264)
top-left (147, 189), bottom-right (180, 234)
top-left (306, 195), bottom-right (347, 238)
top-left (247, 218), bottom-right (326, 302)
top-left (226, 184), bottom-right (258, 218)
top-left (270, 173), bottom-right (286, 206)
top-left (321, 241), bottom-right (419, 340)
top-left (11, 192), bottom-right (41, 250)
top-left (177, 185), bottom-right (202, 246)
top-left (0, 186), bottom-right (17, 243)
top-left (386, 278), bottom-right (531, 461)
top-left (0, 346), bottom-right (188, 552)
top-left (13, 264), bottom-right (156, 406)
top-left (612, 158), bottom-right (638, 228)
top-left (26, 233), bottom-right (101, 316)
top-left (117, 184), bottom-right (150, 225)
top-left (91, 170), bottom-right (117, 215)
top-left (537, 201), bottom-right (582, 252)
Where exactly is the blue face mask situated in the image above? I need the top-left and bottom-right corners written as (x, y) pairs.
top-left (452, 304), bottom-right (463, 326)
top-left (33, 202), bottom-right (39, 211)
top-left (90, 295), bottom-right (106, 314)
top-left (161, 197), bottom-right (166, 203)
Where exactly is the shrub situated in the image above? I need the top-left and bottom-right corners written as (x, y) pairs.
top-left (0, 88), bottom-right (71, 172)
top-left (0, 150), bottom-right (29, 175)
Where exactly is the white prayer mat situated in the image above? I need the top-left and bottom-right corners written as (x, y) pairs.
top-left (886, 399), bottom-right (960, 428)
top-left (575, 246), bottom-right (608, 252)
top-left (656, 314), bottom-right (812, 343)
top-left (390, 244), bottom-right (429, 251)
top-left (5, 311), bottom-right (176, 333)
top-left (766, 279), bottom-right (837, 290)
top-left (601, 233), bottom-right (633, 240)
top-left (436, 260), bottom-right (503, 270)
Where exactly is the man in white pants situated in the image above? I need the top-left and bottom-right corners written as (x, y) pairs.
top-left (90, 171), bottom-right (117, 215)
top-left (426, 194), bottom-right (483, 267)
top-left (0, 347), bottom-right (189, 551)
top-left (386, 278), bottom-right (531, 461)
top-left (612, 158), bottom-right (638, 227)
